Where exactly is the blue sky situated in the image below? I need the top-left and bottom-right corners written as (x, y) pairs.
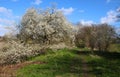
top-left (0, 0), bottom-right (120, 36)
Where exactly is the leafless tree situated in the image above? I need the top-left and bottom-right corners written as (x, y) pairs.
top-left (95, 24), bottom-right (116, 51)
top-left (75, 23), bottom-right (116, 51)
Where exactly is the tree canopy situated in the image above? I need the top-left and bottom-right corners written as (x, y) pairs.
top-left (18, 7), bottom-right (75, 46)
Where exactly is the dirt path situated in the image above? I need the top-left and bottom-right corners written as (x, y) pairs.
top-left (81, 58), bottom-right (89, 77)
top-left (0, 41), bottom-right (46, 77)
top-left (0, 61), bottom-right (46, 77)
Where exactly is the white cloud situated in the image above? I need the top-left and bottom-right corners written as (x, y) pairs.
top-left (100, 10), bottom-right (118, 23)
top-left (79, 10), bottom-right (84, 13)
top-left (0, 24), bottom-right (16, 36)
top-left (0, 25), bottom-right (9, 36)
top-left (0, 18), bottom-right (16, 36)
top-left (0, 7), bottom-right (17, 25)
top-left (106, 0), bottom-right (120, 3)
top-left (117, 7), bottom-right (120, 12)
top-left (79, 20), bottom-right (94, 26)
top-left (0, 7), bottom-right (12, 17)
top-left (59, 7), bottom-right (74, 15)
top-left (0, 7), bottom-right (19, 36)
top-left (32, 0), bottom-right (42, 5)
top-left (0, 18), bottom-right (15, 26)
top-left (106, 0), bottom-right (111, 3)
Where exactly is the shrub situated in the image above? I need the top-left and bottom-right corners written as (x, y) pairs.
top-left (0, 41), bottom-right (42, 65)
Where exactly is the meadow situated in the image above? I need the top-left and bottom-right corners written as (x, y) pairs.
top-left (16, 48), bottom-right (120, 77)
top-left (0, 6), bottom-right (120, 77)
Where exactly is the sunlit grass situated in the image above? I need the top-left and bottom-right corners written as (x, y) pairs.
top-left (17, 48), bottom-right (120, 77)
top-left (17, 48), bottom-right (83, 77)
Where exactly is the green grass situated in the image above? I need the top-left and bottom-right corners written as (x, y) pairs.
top-left (88, 51), bottom-right (120, 77)
top-left (109, 44), bottom-right (120, 52)
top-left (17, 48), bottom-right (120, 77)
top-left (17, 48), bottom-right (83, 77)
top-left (88, 58), bottom-right (120, 77)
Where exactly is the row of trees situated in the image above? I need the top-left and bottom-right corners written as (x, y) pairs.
top-left (14, 6), bottom-right (119, 51)
top-left (75, 24), bottom-right (116, 51)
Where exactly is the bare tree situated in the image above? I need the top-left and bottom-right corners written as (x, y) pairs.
top-left (95, 24), bottom-right (116, 51)
top-left (75, 23), bottom-right (116, 51)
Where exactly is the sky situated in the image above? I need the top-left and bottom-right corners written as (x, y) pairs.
top-left (0, 0), bottom-right (120, 36)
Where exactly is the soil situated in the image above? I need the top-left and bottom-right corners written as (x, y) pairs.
top-left (81, 59), bottom-right (89, 77)
top-left (0, 61), bottom-right (46, 77)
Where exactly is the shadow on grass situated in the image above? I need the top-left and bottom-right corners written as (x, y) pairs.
top-left (70, 49), bottom-right (120, 77)
top-left (71, 49), bottom-right (120, 60)
top-left (69, 49), bottom-right (91, 55)
top-left (87, 57), bottom-right (120, 77)
top-left (17, 49), bottom-right (120, 77)
top-left (86, 51), bottom-right (120, 77)
top-left (93, 51), bottom-right (120, 60)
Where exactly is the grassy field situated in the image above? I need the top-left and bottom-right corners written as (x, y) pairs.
top-left (16, 48), bottom-right (120, 77)
top-left (109, 44), bottom-right (120, 52)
